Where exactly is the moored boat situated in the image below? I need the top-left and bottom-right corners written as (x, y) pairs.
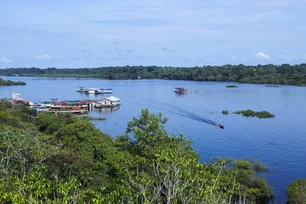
top-left (100, 88), bottom-right (113, 94)
top-left (174, 87), bottom-right (188, 94)
top-left (87, 88), bottom-right (98, 94)
top-left (77, 87), bottom-right (88, 92)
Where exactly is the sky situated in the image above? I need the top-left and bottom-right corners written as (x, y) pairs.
top-left (0, 0), bottom-right (306, 68)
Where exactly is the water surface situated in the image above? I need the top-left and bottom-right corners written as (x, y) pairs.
top-left (1, 76), bottom-right (305, 203)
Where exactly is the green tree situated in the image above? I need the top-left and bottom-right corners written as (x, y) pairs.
top-left (287, 179), bottom-right (306, 204)
top-left (115, 109), bottom-right (271, 203)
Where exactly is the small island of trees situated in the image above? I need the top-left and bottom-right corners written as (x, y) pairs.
top-left (0, 78), bottom-right (26, 86)
top-left (234, 110), bottom-right (275, 118)
top-left (226, 85), bottom-right (238, 88)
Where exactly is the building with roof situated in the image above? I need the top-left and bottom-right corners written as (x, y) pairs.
top-left (95, 96), bottom-right (121, 108)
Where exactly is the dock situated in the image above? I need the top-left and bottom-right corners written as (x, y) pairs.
top-left (10, 92), bottom-right (121, 115)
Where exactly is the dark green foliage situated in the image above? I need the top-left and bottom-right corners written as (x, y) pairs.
top-left (234, 109), bottom-right (275, 118)
top-left (0, 99), bottom-right (36, 129)
top-left (1, 64), bottom-right (306, 85)
top-left (35, 112), bottom-right (62, 134)
top-left (0, 102), bottom-right (275, 203)
top-left (226, 85), bottom-right (238, 88)
top-left (231, 160), bottom-right (273, 203)
top-left (222, 110), bottom-right (229, 115)
top-left (80, 116), bottom-right (106, 121)
top-left (287, 179), bottom-right (306, 204)
top-left (0, 77), bottom-right (26, 86)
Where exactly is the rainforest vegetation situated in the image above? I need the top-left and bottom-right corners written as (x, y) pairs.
top-left (0, 99), bottom-right (303, 203)
top-left (1, 63), bottom-right (306, 86)
top-left (0, 78), bottom-right (26, 86)
top-left (226, 85), bottom-right (238, 88)
top-left (234, 110), bottom-right (275, 118)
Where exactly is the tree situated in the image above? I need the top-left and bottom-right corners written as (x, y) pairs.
top-left (116, 109), bottom-right (271, 203)
top-left (287, 179), bottom-right (306, 204)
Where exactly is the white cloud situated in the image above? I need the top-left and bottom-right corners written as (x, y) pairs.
top-left (279, 54), bottom-right (298, 61)
top-left (0, 57), bottom-right (12, 63)
top-left (36, 54), bottom-right (51, 61)
top-left (255, 52), bottom-right (271, 61)
top-left (229, 56), bottom-right (236, 61)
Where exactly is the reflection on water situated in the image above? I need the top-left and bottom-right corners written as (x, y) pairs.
top-left (92, 106), bottom-right (120, 113)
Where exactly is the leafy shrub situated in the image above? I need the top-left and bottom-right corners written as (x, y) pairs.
top-left (287, 179), bottom-right (306, 204)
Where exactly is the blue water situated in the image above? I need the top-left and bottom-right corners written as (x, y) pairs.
top-left (1, 76), bottom-right (306, 203)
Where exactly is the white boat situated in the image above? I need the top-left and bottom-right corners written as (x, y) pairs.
top-left (101, 88), bottom-right (113, 94)
top-left (87, 88), bottom-right (98, 94)
top-left (95, 89), bottom-right (103, 94)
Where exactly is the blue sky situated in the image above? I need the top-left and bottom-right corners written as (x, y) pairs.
top-left (0, 0), bottom-right (306, 68)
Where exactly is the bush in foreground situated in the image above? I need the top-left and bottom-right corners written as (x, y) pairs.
top-left (287, 179), bottom-right (306, 204)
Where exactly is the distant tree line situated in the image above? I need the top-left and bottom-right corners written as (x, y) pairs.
top-left (1, 63), bottom-right (306, 85)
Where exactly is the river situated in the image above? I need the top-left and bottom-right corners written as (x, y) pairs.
top-left (1, 76), bottom-right (305, 203)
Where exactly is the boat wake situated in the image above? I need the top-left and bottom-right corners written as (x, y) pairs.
top-left (126, 99), bottom-right (221, 128)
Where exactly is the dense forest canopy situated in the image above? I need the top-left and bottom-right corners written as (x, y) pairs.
top-left (1, 63), bottom-right (306, 86)
top-left (0, 100), bottom-right (278, 203)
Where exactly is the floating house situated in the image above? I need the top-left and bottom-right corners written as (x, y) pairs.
top-left (94, 96), bottom-right (121, 108)
top-left (49, 100), bottom-right (93, 115)
top-left (11, 92), bottom-right (29, 105)
top-left (9, 92), bottom-right (121, 115)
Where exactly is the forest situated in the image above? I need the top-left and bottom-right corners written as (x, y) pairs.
top-left (0, 78), bottom-right (26, 86)
top-left (1, 63), bottom-right (306, 86)
top-left (0, 99), bottom-right (305, 203)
